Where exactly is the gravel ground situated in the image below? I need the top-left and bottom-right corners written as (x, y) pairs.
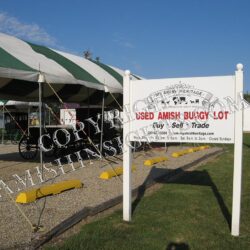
top-left (0, 144), bottom-right (221, 249)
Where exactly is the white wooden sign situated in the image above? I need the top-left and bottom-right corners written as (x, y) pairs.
top-left (130, 76), bottom-right (235, 144)
top-left (123, 64), bottom-right (244, 237)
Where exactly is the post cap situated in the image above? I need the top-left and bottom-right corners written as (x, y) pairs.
top-left (236, 63), bottom-right (243, 71)
top-left (125, 70), bottom-right (131, 76)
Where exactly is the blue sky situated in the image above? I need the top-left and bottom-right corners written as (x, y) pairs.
top-left (0, 0), bottom-right (250, 92)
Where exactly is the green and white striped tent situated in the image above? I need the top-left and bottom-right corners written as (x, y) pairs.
top-left (0, 32), bottom-right (140, 105)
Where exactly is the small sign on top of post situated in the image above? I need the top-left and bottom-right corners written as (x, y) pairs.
top-left (123, 64), bottom-right (244, 236)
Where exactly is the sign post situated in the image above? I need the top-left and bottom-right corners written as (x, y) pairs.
top-left (123, 64), bottom-right (244, 236)
top-left (123, 70), bottom-right (132, 221)
top-left (231, 64), bottom-right (244, 236)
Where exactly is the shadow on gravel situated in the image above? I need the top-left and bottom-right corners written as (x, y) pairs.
top-left (0, 151), bottom-right (39, 162)
top-left (132, 167), bottom-right (231, 230)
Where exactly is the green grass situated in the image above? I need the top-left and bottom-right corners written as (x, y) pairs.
top-left (46, 134), bottom-right (250, 250)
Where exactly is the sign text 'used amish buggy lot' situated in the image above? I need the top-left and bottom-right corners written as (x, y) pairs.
top-left (123, 64), bottom-right (245, 237)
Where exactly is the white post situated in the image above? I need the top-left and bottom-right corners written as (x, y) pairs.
top-left (231, 63), bottom-right (244, 236)
top-left (123, 70), bottom-right (132, 221)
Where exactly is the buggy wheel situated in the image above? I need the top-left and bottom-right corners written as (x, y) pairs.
top-left (19, 136), bottom-right (38, 160)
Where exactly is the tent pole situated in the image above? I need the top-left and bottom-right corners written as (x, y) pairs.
top-left (87, 88), bottom-right (90, 136)
top-left (100, 91), bottom-right (105, 156)
top-left (1, 104), bottom-right (4, 144)
top-left (38, 74), bottom-right (45, 176)
top-left (48, 107), bottom-right (51, 125)
top-left (27, 103), bottom-right (30, 135)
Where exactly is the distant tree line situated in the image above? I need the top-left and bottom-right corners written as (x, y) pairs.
top-left (83, 50), bottom-right (100, 62)
top-left (244, 93), bottom-right (250, 102)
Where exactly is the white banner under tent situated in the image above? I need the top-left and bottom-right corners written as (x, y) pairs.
top-left (123, 64), bottom-right (245, 237)
top-left (0, 101), bottom-right (36, 105)
top-left (0, 100), bottom-right (39, 106)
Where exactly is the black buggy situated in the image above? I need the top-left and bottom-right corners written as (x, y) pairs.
top-left (18, 121), bottom-right (120, 160)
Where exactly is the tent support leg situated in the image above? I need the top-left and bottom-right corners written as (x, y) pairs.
top-left (39, 82), bottom-right (43, 175)
top-left (38, 74), bottom-right (45, 177)
top-left (100, 91), bottom-right (105, 156)
top-left (1, 105), bottom-right (4, 144)
top-left (27, 103), bottom-right (30, 136)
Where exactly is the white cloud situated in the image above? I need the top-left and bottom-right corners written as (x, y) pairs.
top-left (123, 41), bottom-right (135, 49)
top-left (113, 33), bottom-right (135, 49)
top-left (131, 61), bottom-right (142, 72)
top-left (0, 12), bottom-right (56, 46)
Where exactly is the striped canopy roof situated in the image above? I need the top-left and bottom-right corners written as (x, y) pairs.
top-left (0, 33), bottom-right (140, 105)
